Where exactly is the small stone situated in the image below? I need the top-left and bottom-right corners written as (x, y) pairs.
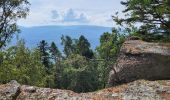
top-left (111, 93), bottom-right (119, 97)
top-left (9, 80), bottom-right (20, 86)
top-left (21, 86), bottom-right (36, 93)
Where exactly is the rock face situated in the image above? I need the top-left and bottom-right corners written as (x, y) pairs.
top-left (1, 80), bottom-right (170, 99)
top-left (108, 39), bottom-right (170, 86)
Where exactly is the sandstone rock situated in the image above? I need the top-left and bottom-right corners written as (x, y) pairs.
top-left (108, 40), bottom-right (170, 86)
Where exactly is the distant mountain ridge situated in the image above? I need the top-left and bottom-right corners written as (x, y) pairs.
top-left (11, 25), bottom-right (112, 49)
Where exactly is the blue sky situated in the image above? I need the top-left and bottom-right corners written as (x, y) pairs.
top-left (18, 0), bottom-right (125, 27)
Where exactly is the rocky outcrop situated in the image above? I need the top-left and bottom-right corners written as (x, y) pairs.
top-left (1, 80), bottom-right (170, 99)
top-left (108, 39), bottom-right (170, 86)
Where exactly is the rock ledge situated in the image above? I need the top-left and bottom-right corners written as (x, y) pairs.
top-left (1, 80), bottom-right (170, 99)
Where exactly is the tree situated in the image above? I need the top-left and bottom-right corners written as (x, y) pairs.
top-left (0, 39), bottom-right (46, 87)
top-left (50, 42), bottom-right (61, 59)
top-left (60, 54), bottom-right (99, 92)
top-left (97, 31), bottom-right (124, 60)
top-left (114, 0), bottom-right (170, 41)
top-left (0, 0), bottom-right (30, 48)
top-left (61, 35), bottom-right (76, 57)
top-left (50, 42), bottom-right (62, 88)
top-left (77, 35), bottom-right (94, 59)
top-left (38, 40), bottom-right (51, 74)
top-left (96, 30), bottom-right (125, 87)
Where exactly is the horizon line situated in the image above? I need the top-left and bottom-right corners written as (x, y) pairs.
top-left (18, 24), bottom-right (113, 28)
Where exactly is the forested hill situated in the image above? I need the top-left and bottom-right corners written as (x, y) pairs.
top-left (11, 25), bottom-right (112, 49)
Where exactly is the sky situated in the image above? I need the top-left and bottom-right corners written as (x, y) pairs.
top-left (18, 0), bottom-right (125, 27)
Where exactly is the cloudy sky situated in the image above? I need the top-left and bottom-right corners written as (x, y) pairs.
top-left (18, 0), bottom-right (125, 27)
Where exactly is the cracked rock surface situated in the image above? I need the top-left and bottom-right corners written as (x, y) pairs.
top-left (1, 80), bottom-right (170, 99)
top-left (108, 40), bottom-right (170, 86)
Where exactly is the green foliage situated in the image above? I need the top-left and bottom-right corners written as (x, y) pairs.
top-left (61, 35), bottom-right (94, 59)
top-left (60, 54), bottom-right (99, 92)
top-left (49, 42), bottom-right (62, 88)
top-left (114, 0), bottom-right (170, 41)
top-left (0, 32), bottom-right (125, 92)
top-left (38, 40), bottom-right (52, 74)
top-left (77, 35), bottom-right (94, 59)
top-left (50, 42), bottom-right (61, 58)
top-left (97, 30), bottom-right (125, 60)
top-left (0, 0), bottom-right (30, 48)
top-left (0, 39), bottom-right (46, 87)
top-left (96, 29), bottom-right (125, 87)
top-left (61, 35), bottom-right (76, 57)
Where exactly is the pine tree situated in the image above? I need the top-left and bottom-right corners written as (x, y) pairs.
top-left (61, 35), bottom-right (76, 57)
top-left (77, 35), bottom-right (94, 59)
top-left (114, 0), bottom-right (170, 41)
top-left (38, 40), bottom-right (51, 74)
top-left (50, 42), bottom-right (62, 88)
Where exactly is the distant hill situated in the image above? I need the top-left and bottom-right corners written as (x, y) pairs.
top-left (11, 25), bottom-right (112, 50)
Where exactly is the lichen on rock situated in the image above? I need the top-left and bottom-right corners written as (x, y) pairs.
top-left (1, 80), bottom-right (170, 99)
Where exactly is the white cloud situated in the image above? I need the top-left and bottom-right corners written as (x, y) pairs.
top-left (49, 9), bottom-right (90, 26)
top-left (62, 9), bottom-right (89, 23)
top-left (51, 10), bottom-right (60, 19)
top-left (18, 0), bottom-right (125, 27)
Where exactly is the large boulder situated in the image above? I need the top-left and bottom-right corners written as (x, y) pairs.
top-left (108, 39), bottom-right (170, 86)
top-left (0, 80), bottom-right (20, 100)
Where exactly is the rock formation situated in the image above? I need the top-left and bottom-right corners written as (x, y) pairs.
top-left (108, 39), bottom-right (170, 86)
top-left (1, 80), bottom-right (170, 99)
